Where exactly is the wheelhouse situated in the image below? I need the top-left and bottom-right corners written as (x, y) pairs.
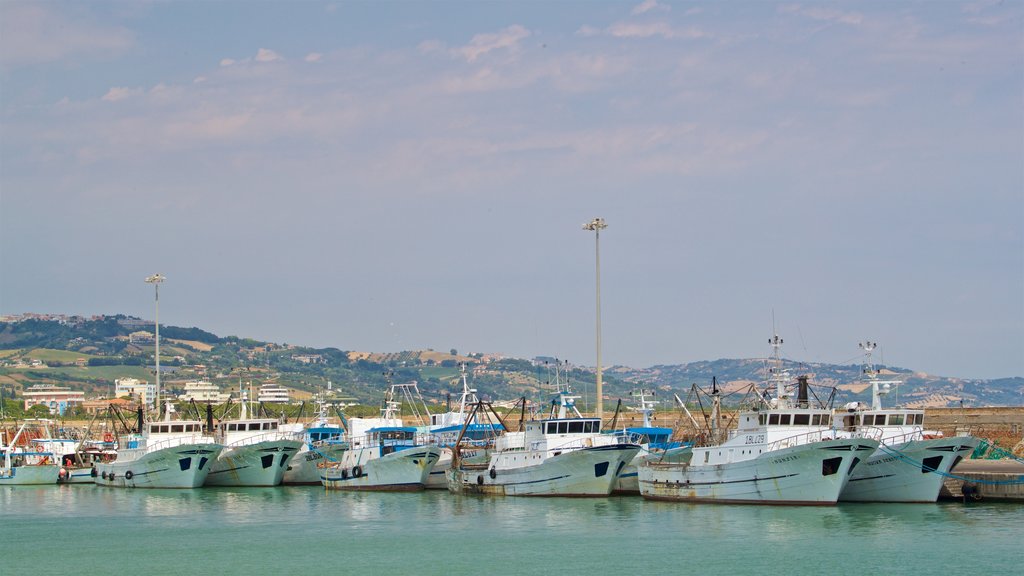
top-left (540, 418), bottom-right (602, 435)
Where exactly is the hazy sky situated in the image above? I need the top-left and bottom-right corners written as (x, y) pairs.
top-left (1, 1), bottom-right (1021, 379)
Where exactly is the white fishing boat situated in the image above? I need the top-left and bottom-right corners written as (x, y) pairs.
top-left (837, 342), bottom-right (981, 502)
top-left (447, 386), bottom-right (641, 497)
top-left (281, 417), bottom-right (348, 485)
top-left (205, 391), bottom-right (303, 487)
top-left (26, 419), bottom-right (111, 484)
top-left (610, 390), bottom-right (690, 495)
top-left (95, 404), bottom-right (223, 489)
top-left (638, 335), bottom-right (878, 505)
top-left (320, 385), bottom-right (441, 491)
top-left (424, 365), bottom-right (503, 489)
top-left (1, 422), bottom-right (59, 486)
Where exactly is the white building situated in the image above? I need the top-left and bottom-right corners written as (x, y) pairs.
top-left (22, 385), bottom-right (85, 415)
top-left (114, 377), bottom-right (156, 409)
top-left (257, 384), bottom-right (291, 404)
top-left (177, 380), bottom-right (231, 403)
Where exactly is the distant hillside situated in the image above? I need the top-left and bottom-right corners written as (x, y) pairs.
top-left (0, 314), bottom-right (1020, 409)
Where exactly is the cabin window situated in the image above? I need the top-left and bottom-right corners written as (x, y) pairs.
top-left (779, 415), bottom-right (792, 425)
top-left (915, 414), bottom-right (924, 425)
top-left (568, 422), bottom-right (584, 434)
top-left (811, 415), bottom-right (821, 426)
top-left (793, 414), bottom-right (810, 425)
top-left (557, 422), bottom-right (568, 434)
top-left (759, 414), bottom-right (767, 425)
top-left (249, 423), bottom-right (261, 431)
top-left (889, 414), bottom-right (904, 426)
top-left (546, 423), bottom-right (557, 434)
top-left (768, 414), bottom-right (780, 425)
top-left (822, 415), bottom-right (831, 426)
top-left (171, 425), bottom-right (184, 433)
top-left (582, 422), bottom-right (593, 434)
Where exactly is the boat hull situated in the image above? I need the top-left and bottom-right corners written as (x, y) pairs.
top-left (639, 439), bottom-right (877, 505)
top-left (0, 464), bottom-right (59, 486)
top-left (840, 436), bottom-right (980, 503)
top-left (95, 443), bottom-right (223, 489)
top-left (613, 445), bottom-right (694, 495)
top-left (205, 439), bottom-right (303, 487)
top-left (449, 444), bottom-right (641, 497)
top-left (283, 443), bottom-right (348, 485)
top-left (321, 446), bottom-right (441, 491)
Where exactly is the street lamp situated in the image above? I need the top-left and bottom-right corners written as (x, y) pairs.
top-left (145, 273), bottom-right (166, 419)
top-left (582, 218), bottom-right (607, 420)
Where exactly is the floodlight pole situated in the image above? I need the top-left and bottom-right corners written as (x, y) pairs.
top-left (145, 274), bottom-right (166, 420)
top-left (582, 218), bottom-right (607, 420)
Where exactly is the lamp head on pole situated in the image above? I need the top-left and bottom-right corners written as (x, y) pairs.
top-left (145, 274), bottom-right (166, 285)
top-left (582, 218), bottom-right (607, 232)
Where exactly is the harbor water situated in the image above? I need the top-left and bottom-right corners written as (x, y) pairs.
top-left (2, 486), bottom-right (1021, 575)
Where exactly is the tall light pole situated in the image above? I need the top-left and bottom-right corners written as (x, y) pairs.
top-left (582, 217), bottom-right (607, 420)
top-left (145, 274), bottom-right (166, 420)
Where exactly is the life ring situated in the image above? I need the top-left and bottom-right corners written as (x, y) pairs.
top-left (101, 471), bottom-right (108, 480)
top-left (36, 444), bottom-right (47, 453)
top-left (108, 472), bottom-right (116, 481)
top-left (352, 465), bottom-right (362, 478)
top-left (489, 468), bottom-right (497, 479)
top-left (58, 468), bottom-right (68, 481)
top-left (103, 433), bottom-right (114, 443)
top-left (125, 471), bottom-right (134, 480)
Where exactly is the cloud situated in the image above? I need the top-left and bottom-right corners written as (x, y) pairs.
top-left (779, 4), bottom-right (863, 26)
top-left (220, 58), bottom-right (236, 67)
top-left (305, 52), bottom-right (323, 62)
top-left (101, 86), bottom-right (143, 102)
top-left (255, 48), bottom-right (283, 62)
top-left (632, 0), bottom-right (670, 15)
top-left (0, 3), bottom-right (134, 67)
top-left (456, 25), bottom-right (530, 62)
top-left (606, 22), bottom-right (706, 40)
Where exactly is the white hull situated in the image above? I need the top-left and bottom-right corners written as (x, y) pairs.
top-left (95, 443), bottom-right (223, 489)
top-left (639, 439), bottom-right (877, 505)
top-left (205, 439), bottom-right (303, 487)
top-left (425, 448), bottom-right (453, 490)
top-left (321, 446), bottom-right (441, 491)
top-left (614, 446), bottom-right (693, 495)
top-left (449, 444), bottom-right (640, 497)
top-left (283, 443), bottom-right (348, 485)
top-left (0, 464), bottom-right (59, 485)
top-left (840, 436), bottom-right (980, 502)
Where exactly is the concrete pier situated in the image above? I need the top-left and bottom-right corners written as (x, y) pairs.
top-left (940, 459), bottom-right (1024, 502)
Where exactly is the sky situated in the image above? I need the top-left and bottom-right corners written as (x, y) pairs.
top-left (1, 1), bottom-right (1021, 380)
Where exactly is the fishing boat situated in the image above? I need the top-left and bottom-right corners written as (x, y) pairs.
top-left (424, 364), bottom-right (503, 489)
top-left (319, 385), bottom-right (441, 491)
top-left (638, 335), bottom-right (878, 505)
top-left (26, 419), bottom-right (112, 484)
top-left (837, 342), bottom-right (981, 502)
top-left (94, 404), bottom-right (223, 489)
top-left (205, 390), bottom-right (303, 487)
top-left (447, 385), bottom-right (641, 497)
top-left (281, 393), bottom-right (349, 485)
top-left (609, 390), bottom-right (690, 495)
top-left (1, 421), bottom-right (59, 485)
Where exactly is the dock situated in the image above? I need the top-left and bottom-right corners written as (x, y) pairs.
top-left (940, 459), bottom-right (1024, 502)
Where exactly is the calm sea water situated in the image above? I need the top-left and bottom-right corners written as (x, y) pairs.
top-left (2, 486), bottom-right (1021, 575)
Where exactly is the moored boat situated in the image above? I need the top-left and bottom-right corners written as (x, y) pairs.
top-left (837, 342), bottom-right (981, 502)
top-left (1, 421), bottom-right (59, 486)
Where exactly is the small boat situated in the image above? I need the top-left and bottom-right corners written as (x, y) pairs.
top-left (638, 335), bottom-right (878, 505)
top-left (205, 392), bottom-right (303, 487)
top-left (447, 385), bottom-right (641, 497)
top-left (424, 364), bottom-right (503, 489)
top-left (320, 384), bottom-right (441, 491)
top-left (1, 421), bottom-right (59, 486)
top-left (26, 419), bottom-right (111, 484)
top-left (837, 342), bottom-right (981, 502)
top-left (95, 404), bottom-right (223, 489)
top-left (609, 390), bottom-right (690, 495)
top-left (281, 396), bottom-right (349, 485)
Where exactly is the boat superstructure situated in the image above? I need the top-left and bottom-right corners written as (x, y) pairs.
top-left (448, 381), bottom-right (640, 497)
top-left (638, 335), bottom-right (878, 505)
top-left (282, 393), bottom-right (349, 485)
top-left (838, 341), bottom-right (980, 502)
top-left (95, 404), bottom-right (222, 489)
top-left (611, 389), bottom-right (689, 494)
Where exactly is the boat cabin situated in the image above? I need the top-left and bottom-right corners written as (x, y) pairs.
top-left (149, 421), bottom-right (204, 434)
top-left (535, 418), bottom-right (602, 435)
top-left (366, 426), bottom-right (418, 457)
